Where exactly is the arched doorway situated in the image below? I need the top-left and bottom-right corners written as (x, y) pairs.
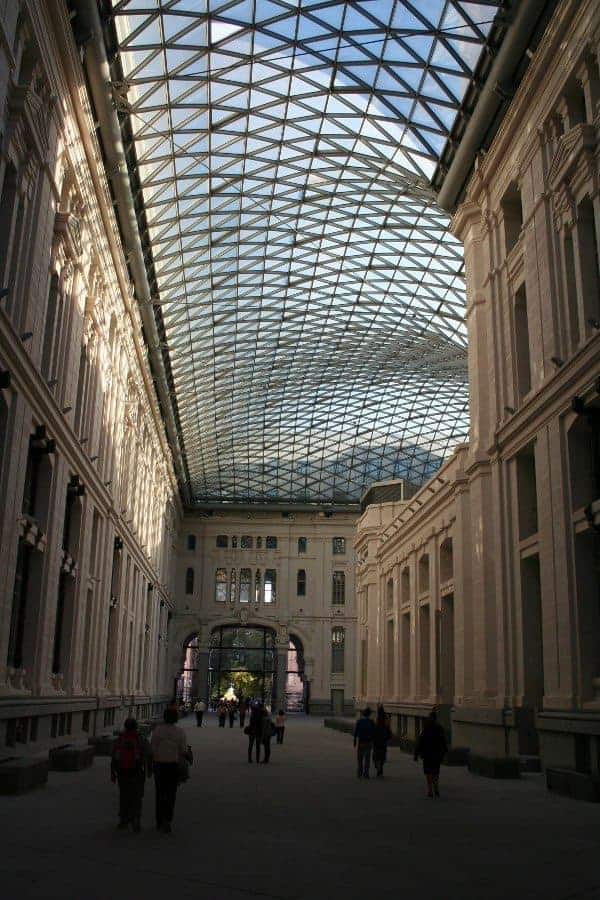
top-left (208, 625), bottom-right (276, 707)
top-left (285, 635), bottom-right (306, 713)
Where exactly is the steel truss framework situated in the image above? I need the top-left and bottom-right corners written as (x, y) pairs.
top-left (107, 0), bottom-right (502, 504)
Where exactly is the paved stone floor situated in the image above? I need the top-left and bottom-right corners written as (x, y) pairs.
top-left (2, 715), bottom-right (600, 900)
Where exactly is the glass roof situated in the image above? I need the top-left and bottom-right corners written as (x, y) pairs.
top-left (108, 0), bottom-right (502, 504)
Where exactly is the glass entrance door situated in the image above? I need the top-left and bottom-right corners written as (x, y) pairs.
top-left (208, 626), bottom-right (276, 707)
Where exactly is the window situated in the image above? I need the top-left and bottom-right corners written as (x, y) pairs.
top-left (232, 536), bottom-right (238, 548)
top-left (256, 536), bottom-right (262, 549)
top-left (297, 569), bottom-right (306, 596)
top-left (264, 569), bottom-right (276, 603)
top-left (266, 536), bottom-right (277, 550)
top-left (216, 535), bottom-right (228, 548)
top-left (229, 569), bottom-right (236, 603)
top-left (185, 567), bottom-right (194, 595)
top-left (239, 568), bottom-right (251, 603)
top-left (215, 568), bottom-right (227, 602)
top-left (241, 535), bottom-right (253, 549)
top-left (501, 181), bottom-right (523, 254)
top-left (332, 626), bottom-right (345, 673)
top-left (187, 534), bottom-right (196, 551)
top-left (255, 569), bottom-right (261, 603)
top-left (386, 577), bottom-right (393, 609)
top-left (332, 537), bottom-right (346, 554)
top-left (332, 570), bottom-right (345, 605)
top-left (514, 284), bottom-right (531, 399)
top-left (516, 442), bottom-right (538, 539)
top-left (418, 555), bottom-right (430, 594)
top-left (298, 537), bottom-right (307, 553)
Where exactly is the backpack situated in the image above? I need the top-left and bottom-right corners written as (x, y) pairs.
top-left (114, 732), bottom-right (143, 771)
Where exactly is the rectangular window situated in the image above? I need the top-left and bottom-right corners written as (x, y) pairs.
top-left (241, 535), bottom-right (253, 549)
top-left (216, 535), bottom-right (228, 548)
top-left (331, 627), bottom-right (345, 673)
top-left (514, 284), bottom-right (531, 399)
top-left (516, 442), bottom-right (538, 540)
top-left (332, 570), bottom-right (345, 605)
top-left (266, 536), bottom-right (277, 550)
top-left (256, 536), bottom-right (262, 549)
top-left (297, 569), bottom-right (306, 596)
top-left (332, 537), bottom-right (346, 554)
top-left (215, 568), bottom-right (228, 602)
top-left (298, 537), bottom-right (307, 553)
top-left (229, 569), bottom-right (237, 603)
top-left (239, 568), bottom-right (251, 603)
top-left (187, 534), bottom-right (196, 551)
top-left (264, 569), bottom-right (276, 603)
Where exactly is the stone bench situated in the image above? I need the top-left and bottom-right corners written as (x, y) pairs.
top-left (0, 756), bottom-right (48, 795)
top-left (468, 753), bottom-right (520, 779)
top-left (546, 768), bottom-right (600, 802)
top-left (49, 743), bottom-right (95, 771)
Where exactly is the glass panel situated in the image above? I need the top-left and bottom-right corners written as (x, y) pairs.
top-left (332, 537), bottom-right (346, 555)
top-left (216, 535), bottom-right (228, 548)
top-left (266, 536), bottom-right (277, 550)
top-left (229, 569), bottom-right (236, 603)
top-left (109, 2), bottom-right (502, 504)
top-left (241, 535), bottom-right (253, 549)
top-left (255, 569), bottom-right (261, 604)
top-left (332, 570), bottom-right (345, 605)
top-left (298, 537), bottom-right (307, 553)
top-left (215, 568), bottom-right (227, 602)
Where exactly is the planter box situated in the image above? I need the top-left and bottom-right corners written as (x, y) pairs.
top-left (468, 753), bottom-right (520, 779)
top-left (0, 756), bottom-right (48, 795)
top-left (546, 768), bottom-right (600, 802)
top-left (49, 743), bottom-right (95, 771)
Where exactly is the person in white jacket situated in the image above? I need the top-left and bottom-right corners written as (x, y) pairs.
top-left (150, 708), bottom-right (187, 833)
top-left (193, 699), bottom-right (206, 727)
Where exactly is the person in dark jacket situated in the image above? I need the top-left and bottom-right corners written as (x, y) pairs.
top-left (247, 703), bottom-right (264, 763)
top-left (353, 707), bottom-right (376, 778)
top-left (111, 718), bottom-right (151, 831)
top-left (373, 706), bottom-right (392, 777)
top-left (414, 711), bottom-right (448, 797)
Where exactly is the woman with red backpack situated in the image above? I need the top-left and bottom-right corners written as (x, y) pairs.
top-left (111, 718), bottom-right (151, 832)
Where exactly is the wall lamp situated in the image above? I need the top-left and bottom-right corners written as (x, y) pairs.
top-left (62, 405), bottom-right (72, 414)
top-left (46, 378), bottom-right (58, 387)
top-left (504, 405), bottom-right (515, 414)
top-left (20, 331), bottom-right (33, 342)
top-left (550, 356), bottom-right (564, 368)
top-left (0, 287), bottom-right (9, 298)
top-left (587, 318), bottom-right (600, 331)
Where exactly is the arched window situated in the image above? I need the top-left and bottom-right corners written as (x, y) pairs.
top-left (332, 570), bottom-right (345, 605)
top-left (298, 537), bottom-right (307, 553)
top-left (187, 534), bottom-right (196, 551)
top-left (297, 569), bottom-right (306, 596)
top-left (239, 568), bottom-right (251, 603)
top-left (332, 627), bottom-right (345, 673)
top-left (215, 568), bottom-right (227, 602)
top-left (185, 567), bottom-right (194, 595)
top-left (264, 569), bottom-right (276, 603)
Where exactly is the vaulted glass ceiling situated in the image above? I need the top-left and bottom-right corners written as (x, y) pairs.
top-left (107, 0), bottom-right (502, 504)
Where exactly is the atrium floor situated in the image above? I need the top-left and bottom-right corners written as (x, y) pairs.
top-left (2, 714), bottom-right (600, 900)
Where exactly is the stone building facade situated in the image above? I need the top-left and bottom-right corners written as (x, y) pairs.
top-left (0, 1), bottom-right (179, 751)
top-left (170, 511), bottom-right (357, 716)
top-left (355, 0), bottom-right (600, 778)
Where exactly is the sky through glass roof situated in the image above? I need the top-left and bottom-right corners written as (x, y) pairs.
top-left (107, 0), bottom-right (502, 504)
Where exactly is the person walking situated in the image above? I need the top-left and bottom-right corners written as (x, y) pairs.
top-left (217, 701), bottom-right (227, 728)
top-left (150, 707), bottom-right (188, 833)
top-left (414, 711), bottom-right (448, 798)
top-left (246, 702), bottom-right (264, 763)
top-left (353, 707), bottom-right (375, 778)
top-left (372, 706), bottom-right (392, 777)
top-left (194, 699), bottom-right (206, 727)
top-left (228, 700), bottom-right (236, 728)
top-left (261, 707), bottom-right (274, 764)
top-left (111, 718), bottom-right (151, 832)
top-left (275, 709), bottom-right (286, 745)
